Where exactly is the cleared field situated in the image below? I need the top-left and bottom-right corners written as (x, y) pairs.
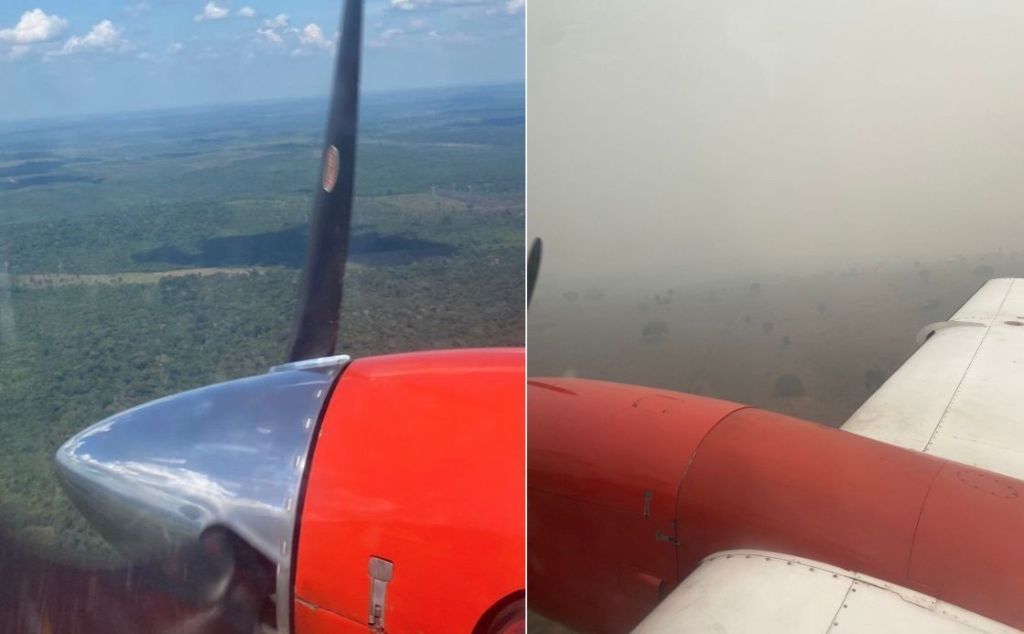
top-left (8, 267), bottom-right (266, 288)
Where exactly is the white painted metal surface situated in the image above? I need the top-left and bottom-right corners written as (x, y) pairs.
top-left (632, 550), bottom-right (1018, 633)
top-left (842, 278), bottom-right (1024, 480)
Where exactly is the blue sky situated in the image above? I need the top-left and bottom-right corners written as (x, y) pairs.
top-left (0, 0), bottom-right (524, 121)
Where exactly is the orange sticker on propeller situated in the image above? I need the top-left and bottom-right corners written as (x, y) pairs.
top-left (322, 145), bottom-right (339, 193)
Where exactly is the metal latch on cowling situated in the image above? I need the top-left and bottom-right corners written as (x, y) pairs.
top-left (368, 556), bottom-right (394, 631)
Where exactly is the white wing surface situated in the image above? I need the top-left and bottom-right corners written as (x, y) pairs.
top-left (633, 551), bottom-right (1017, 634)
top-left (842, 278), bottom-right (1024, 480)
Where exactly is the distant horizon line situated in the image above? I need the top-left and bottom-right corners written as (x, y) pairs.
top-left (0, 79), bottom-right (524, 129)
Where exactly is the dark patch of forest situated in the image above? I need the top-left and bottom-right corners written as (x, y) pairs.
top-left (132, 227), bottom-right (456, 268)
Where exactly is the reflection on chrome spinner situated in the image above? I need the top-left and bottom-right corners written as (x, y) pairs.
top-left (54, 356), bottom-right (350, 632)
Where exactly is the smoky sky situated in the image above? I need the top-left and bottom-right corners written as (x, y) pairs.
top-left (528, 0), bottom-right (1024, 288)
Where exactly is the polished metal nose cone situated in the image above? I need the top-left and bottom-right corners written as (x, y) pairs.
top-left (54, 356), bottom-right (348, 630)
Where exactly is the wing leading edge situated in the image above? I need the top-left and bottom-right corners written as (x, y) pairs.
top-left (842, 278), bottom-right (1024, 479)
top-left (632, 551), bottom-right (1016, 634)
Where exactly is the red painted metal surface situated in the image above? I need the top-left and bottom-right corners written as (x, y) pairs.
top-left (675, 407), bottom-right (943, 585)
top-left (909, 463), bottom-right (1024, 628)
top-left (295, 348), bottom-right (525, 632)
top-left (676, 408), bottom-right (1024, 630)
top-left (529, 377), bottom-right (1024, 632)
top-left (294, 599), bottom-right (365, 633)
top-left (527, 378), bottom-right (742, 632)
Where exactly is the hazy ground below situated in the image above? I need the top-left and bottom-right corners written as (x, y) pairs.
top-left (529, 252), bottom-right (1017, 427)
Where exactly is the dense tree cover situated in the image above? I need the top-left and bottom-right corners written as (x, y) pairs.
top-left (0, 244), bottom-right (523, 564)
top-left (2, 193), bottom-right (521, 275)
top-left (0, 85), bottom-right (524, 226)
top-left (0, 84), bottom-right (524, 566)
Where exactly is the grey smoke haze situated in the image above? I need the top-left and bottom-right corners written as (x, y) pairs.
top-left (529, 0), bottom-right (1024, 287)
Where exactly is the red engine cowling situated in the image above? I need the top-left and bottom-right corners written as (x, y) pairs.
top-left (295, 348), bottom-right (525, 632)
top-left (46, 348), bottom-right (522, 633)
top-left (529, 377), bottom-right (1024, 633)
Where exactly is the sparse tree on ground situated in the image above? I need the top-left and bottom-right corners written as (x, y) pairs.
top-left (864, 368), bottom-right (885, 392)
top-left (774, 374), bottom-right (805, 398)
top-left (642, 320), bottom-right (669, 342)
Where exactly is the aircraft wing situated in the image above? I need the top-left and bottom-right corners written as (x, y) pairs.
top-left (841, 278), bottom-right (1024, 479)
top-left (632, 551), bottom-right (1017, 634)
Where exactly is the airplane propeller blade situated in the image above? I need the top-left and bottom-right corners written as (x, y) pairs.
top-left (527, 237), bottom-right (542, 306)
top-left (287, 0), bottom-right (364, 362)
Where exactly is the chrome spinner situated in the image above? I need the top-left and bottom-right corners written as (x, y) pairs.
top-left (54, 355), bottom-right (351, 632)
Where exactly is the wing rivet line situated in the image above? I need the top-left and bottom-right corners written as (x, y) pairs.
top-left (924, 279), bottom-right (1015, 452)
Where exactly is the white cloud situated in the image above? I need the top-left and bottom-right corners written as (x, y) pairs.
top-left (298, 23), bottom-right (330, 50)
top-left (263, 14), bottom-right (288, 28)
top-left (0, 9), bottom-right (68, 44)
top-left (60, 20), bottom-right (125, 54)
top-left (505, 0), bottom-right (524, 14)
top-left (255, 16), bottom-right (338, 54)
top-left (256, 15), bottom-right (330, 52)
top-left (236, 6), bottom-right (255, 18)
top-left (391, 0), bottom-right (506, 11)
top-left (428, 29), bottom-right (476, 44)
top-left (194, 2), bottom-right (229, 22)
top-left (256, 28), bottom-right (282, 45)
top-left (167, 41), bottom-right (183, 54)
top-left (370, 27), bottom-right (404, 48)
